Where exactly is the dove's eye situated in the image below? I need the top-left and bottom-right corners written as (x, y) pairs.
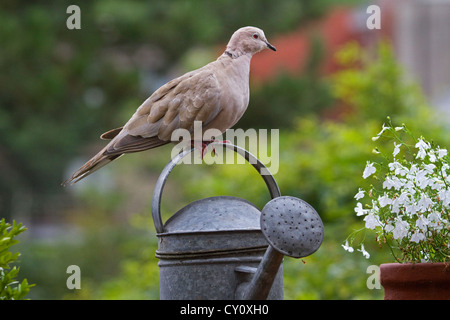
top-left (252, 33), bottom-right (259, 39)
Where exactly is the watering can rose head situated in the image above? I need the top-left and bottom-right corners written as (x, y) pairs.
top-left (344, 122), bottom-right (450, 263)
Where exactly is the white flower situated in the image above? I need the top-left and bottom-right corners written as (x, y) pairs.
top-left (382, 176), bottom-right (394, 190)
top-left (437, 148), bottom-right (447, 159)
top-left (389, 161), bottom-right (408, 176)
top-left (391, 192), bottom-right (409, 213)
top-left (430, 179), bottom-right (442, 191)
top-left (428, 210), bottom-right (441, 222)
top-left (397, 192), bottom-right (410, 205)
top-left (378, 194), bottom-right (392, 207)
top-left (393, 142), bottom-right (401, 157)
top-left (410, 231), bottom-right (425, 243)
top-left (393, 218), bottom-right (409, 241)
top-left (364, 213), bottom-right (380, 230)
top-left (388, 162), bottom-right (397, 171)
top-left (429, 151), bottom-right (437, 163)
top-left (385, 224), bottom-right (394, 233)
top-left (415, 169), bottom-right (433, 189)
top-left (391, 200), bottom-right (400, 214)
top-left (342, 241), bottom-right (354, 253)
top-left (441, 163), bottom-right (449, 179)
top-left (423, 163), bottom-right (436, 173)
top-left (383, 176), bottom-right (403, 190)
top-left (428, 150), bottom-right (437, 161)
top-left (372, 124), bottom-right (390, 140)
top-left (371, 200), bottom-right (379, 213)
top-left (405, 202), bottom-right (419, 216)
top-left (428, 211), bottom-right (443, 230)
top-left (415, 137), bottom-right (430, 150)
top-left (438, 189), bottom-right (450, 208)
top-left (354, 202), bottom-right (368, 216)
top-left (415, 138), bottom-right (430, 160)
top-left (408, 164), bottom-right (418, 177)
top-left (363, 161), bottom-right (376, 179)
top-left (354, 188), bottom-right (365, 200)
top-left (416, 215), bottom-right (429, 231)
top-left (417, 195), bottom-right (433, 212)
top-left (403, 179), bottom-right (415, 192)
top-left (416, 148), bottom-right (427, 160)
top-left (358, 244), bottom-right (370, 259)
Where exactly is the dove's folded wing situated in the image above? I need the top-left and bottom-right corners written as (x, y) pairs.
top-left (101, 66), bottom-right (222, 157)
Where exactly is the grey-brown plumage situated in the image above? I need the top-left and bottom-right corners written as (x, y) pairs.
top-left (62, 26), bottom-right (276, 186)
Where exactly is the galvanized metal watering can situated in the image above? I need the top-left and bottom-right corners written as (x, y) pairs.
top-left (151, 143), bottom-right (324, 300)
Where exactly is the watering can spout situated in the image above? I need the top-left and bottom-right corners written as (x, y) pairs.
top-left (241, 246), bottom-right (284, 299)
top-left (238, 196), bottom-right (324, 300)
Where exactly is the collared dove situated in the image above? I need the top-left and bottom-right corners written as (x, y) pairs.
top-left (63, 26), bottom-right (276, 186)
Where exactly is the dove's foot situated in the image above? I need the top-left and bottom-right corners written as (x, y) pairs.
top-left (191, 140), bottom-right (213, 159)
top-left (191, 140), bottom-right (231, 158)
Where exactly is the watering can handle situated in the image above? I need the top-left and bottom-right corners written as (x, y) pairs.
top-left (151, 142), bottom-right (281, 234)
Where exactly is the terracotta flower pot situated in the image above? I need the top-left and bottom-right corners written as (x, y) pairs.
top-left (380, 263), bottom-right (450, 300)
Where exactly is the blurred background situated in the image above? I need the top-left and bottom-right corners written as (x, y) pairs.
top-left (1, 0), bottom-right (450, 299)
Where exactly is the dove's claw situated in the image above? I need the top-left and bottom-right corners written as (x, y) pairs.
top-left (202, 142), bottom-right (211, 158)
top-left (191, 140), bottom-right (212, 159)
top-left (191, 140), bottom-right (231, 158)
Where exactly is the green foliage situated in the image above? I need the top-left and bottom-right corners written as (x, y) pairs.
top-left (0, 219), bottom-right (34, 300)
top-left (18, 208), bottom-right (155, 300)
top-left (69, 239), bottom-right (160, 300)
top-left (0, 1), bottom-right (141, 219)
top-left (332, 41), bottom-right (431, 124)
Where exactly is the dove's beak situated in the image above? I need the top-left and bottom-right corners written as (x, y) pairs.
top-left (266, 41), bottom-right (276, 51)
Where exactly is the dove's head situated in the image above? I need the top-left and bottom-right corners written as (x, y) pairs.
top-left (225, 26), bottom-right (276, 58)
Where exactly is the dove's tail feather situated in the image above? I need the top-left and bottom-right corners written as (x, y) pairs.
top-left (61, 148), bottom-right (121, 186)
top-left (62, 134), bottom-right (170, 186)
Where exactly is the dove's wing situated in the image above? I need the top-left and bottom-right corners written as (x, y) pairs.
top-left (62, 67), bottom-right (223, 185)
top-left (101, 65), bottom-right (222, 157)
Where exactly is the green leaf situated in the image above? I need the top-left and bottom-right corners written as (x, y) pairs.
top-left (0, 219), bottom-right (33, 299)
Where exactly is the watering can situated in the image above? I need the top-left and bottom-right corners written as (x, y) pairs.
top-left (151, 143), bottom-right (324, 299)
